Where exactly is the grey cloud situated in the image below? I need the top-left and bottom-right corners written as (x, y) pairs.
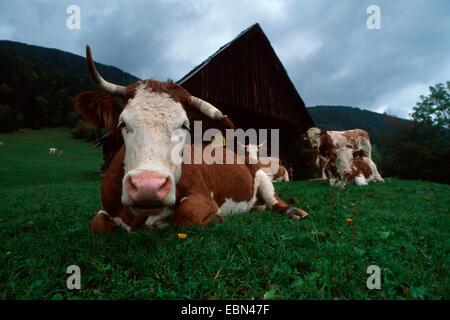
top-left (1, 0), bottom-right (449, 119)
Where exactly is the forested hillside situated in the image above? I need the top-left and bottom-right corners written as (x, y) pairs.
top-left (0, 40), bottom-right (140, 132)
top-left (0, 40), bottom-right (411, 146)
top-left (307, 105), bottom-right (409, 146)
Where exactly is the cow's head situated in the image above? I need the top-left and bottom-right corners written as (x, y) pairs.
top-left (239, 141), bottom-right (266, 159)
top-left (76, 45), bottom-right (229, 216)
top-left (335, 146), bottom-right (365, 179)
top-left (306, 127), bottom-right (323, 149)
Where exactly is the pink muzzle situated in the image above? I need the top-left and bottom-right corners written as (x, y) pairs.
top-left (125, 172), bottom-right (172, 209)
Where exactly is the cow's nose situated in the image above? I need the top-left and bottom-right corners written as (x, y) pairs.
top-left (312, 144), bottom-right (318, 148)
top-left (126, 172), bottom-right (172, 205)
top-left (344, 169), bottom-right (352, 175)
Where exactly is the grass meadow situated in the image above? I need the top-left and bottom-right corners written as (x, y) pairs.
top-left (0, 128), bottom-right (449, 300)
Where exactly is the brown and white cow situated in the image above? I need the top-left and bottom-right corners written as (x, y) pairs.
top-left (324, 147), bottom-right (384, 187)
top-left (306, 127), bottom-right (372, 181)
top-left (336, 147), bottom-right (384, 185)
top-left (306, 127), bottom-right (372, 160)
top-left (347, 157), bottom-right (385, 185)
top-left (240, 142), bottom-right (290, 182)
top-left (76, 45), bottom-right (308, 233)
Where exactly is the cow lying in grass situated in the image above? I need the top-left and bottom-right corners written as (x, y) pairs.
top-left (324, 148), bottom-right (384, 188)
top-left (239, 142), bottom-right (290, 182)
top-left (305, 127), bottom-right (383, 186)
top-left (76, 45), bottom-right (308, 233)
top-left (306, 127), bottom-right (372, 179)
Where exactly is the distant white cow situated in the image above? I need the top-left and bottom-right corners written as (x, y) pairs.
top-left (49, 148), bottom-right (57, 154)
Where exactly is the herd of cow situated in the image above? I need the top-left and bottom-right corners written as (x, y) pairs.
top-left (304, 127), bottom-right (384, 188)
top-left (75, 45), bottom-right (383, 234)
top-left (48, 148), bottom-right (64, 158)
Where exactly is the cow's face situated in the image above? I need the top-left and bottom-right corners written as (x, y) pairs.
top-left (335, 146), bottom-right (355, 179)
top-left (306, 127), bottom-right (321, 149)
top-left (245, 144), bottom-right (260, 159)
top-left (76, 45), bottom-right (230, 217)
top-left (119, 84), bottom-right (190, 215)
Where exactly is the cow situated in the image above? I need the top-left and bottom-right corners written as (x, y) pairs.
top-left (336, 147), bottom-right (384, 185)
top-left (239, 142), bottom-right (290, 182)
top-left (306, 127), bottom-right (372, 181)
top-left (324, 147), bottom-right (384, 187)
top-left (0, 141), bottom-right (3, 147)
top-left (75, 45), bottom-right (309, 233)
top-left (49, 148), bottom-right (57, 154)
top-left (59, 150), bottom-right (64, 158)
top-left (346, 157), bottom-right (385, 185)
top-left (306, 127), bottom-right (372, 160)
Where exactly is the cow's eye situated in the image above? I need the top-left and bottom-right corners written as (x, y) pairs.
top-left (118, 120), bottom-right (130, 134)
top-left (182, 123), bottom-right (190, 132)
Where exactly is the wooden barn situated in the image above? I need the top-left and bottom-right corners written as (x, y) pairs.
top-left (177, 23), bottom-right (315, 174)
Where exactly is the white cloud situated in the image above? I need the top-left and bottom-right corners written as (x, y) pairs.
top-left (274, 31), bottom-right (323, 64)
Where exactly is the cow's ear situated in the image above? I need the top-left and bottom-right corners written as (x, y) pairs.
top-left (75, 91), bottom-right (123, 133)
top-left (353, 150), bottom-right (364, 159)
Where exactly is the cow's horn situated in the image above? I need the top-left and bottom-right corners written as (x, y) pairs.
top-left (86, 45), bottom-right (127, 98)
top-left (190, 96), bottom-right (225, 119)
top-left (258, 140), bottom-right (267, 148)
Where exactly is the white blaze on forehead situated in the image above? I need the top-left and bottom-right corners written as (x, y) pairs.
top-left (335, 146), bottom-right (354, 177)
top-left (306, 127), bottom-right (321, 146)
top-left (246, 144), bottom-right (260, 159)
top-left (121, 86), bottom-right (188, 172)
top-left (120, 85), bottom-right (189, 207)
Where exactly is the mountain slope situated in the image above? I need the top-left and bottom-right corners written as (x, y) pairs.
top-left (307, 105), bottom-right (409, 145)
top-left (0, 40), bottom-right (140, 132)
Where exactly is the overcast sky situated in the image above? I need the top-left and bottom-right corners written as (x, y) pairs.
top-left (1, 0), bottom-right (449, 119)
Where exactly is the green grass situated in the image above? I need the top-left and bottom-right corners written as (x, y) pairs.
top-left (0, 128), bottom-right (449, 300)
